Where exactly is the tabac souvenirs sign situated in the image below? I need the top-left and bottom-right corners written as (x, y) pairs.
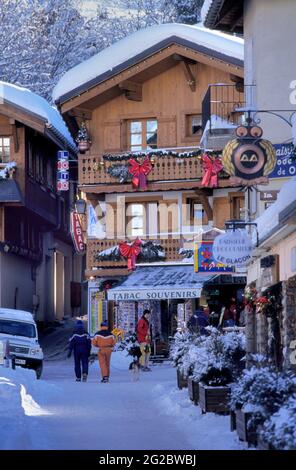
top-left (194, 241), bottom-right (234, 273)
top-left (222, 123), bottom-right (276, 186)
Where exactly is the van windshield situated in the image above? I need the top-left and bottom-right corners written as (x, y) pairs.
top-left (0, 320), bottom-right (36, 338)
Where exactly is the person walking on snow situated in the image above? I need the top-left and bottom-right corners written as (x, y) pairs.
top-left (92, 321), bottom-right (115, 383)
top-left (136, 309), bottom-right (151, 371)
top-left (68, 320), bottom-right (91, 382)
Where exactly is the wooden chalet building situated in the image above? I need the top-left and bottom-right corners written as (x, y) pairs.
top-left (0, 82), bottom-right (83, 324)
top-left (54, 23), bottom-right (246, 339)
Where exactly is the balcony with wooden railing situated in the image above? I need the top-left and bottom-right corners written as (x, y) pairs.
top-left (79, 147), bottom-right (230, 193)
top-left (86, 237), bottom-right (191, 277)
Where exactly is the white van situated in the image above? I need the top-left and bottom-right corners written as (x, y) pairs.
top-left (0, 308), bottom-right (43, 378)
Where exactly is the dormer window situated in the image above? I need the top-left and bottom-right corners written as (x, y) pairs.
top-left (0, 137), bottom-right (10, 163)
top-left (129, 119), bottom-right (157, 151)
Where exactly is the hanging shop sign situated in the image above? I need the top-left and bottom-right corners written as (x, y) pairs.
top-left (222, 124), bottom-right (276, 186)
top-left (70, 211), bottom-right (85, 254)
top-left (194, 240), bottom-right (234, 273)
top-left (268, 143), bottom-right (296, 178)
top-left (212, 231), bottom-right (253, 267)
top-left (57, 150), bottom-right (69, 191)
top-left (259, 190), bottom-right (279, 201)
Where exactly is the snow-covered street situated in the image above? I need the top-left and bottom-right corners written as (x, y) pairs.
top-left (0, 353), bottom-right (244, 450)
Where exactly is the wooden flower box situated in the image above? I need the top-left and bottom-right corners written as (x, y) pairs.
top-left (235, 409), bottom-right (257, 446)
top-left (199, 383), bottom-right (230, 414)
top-left (177, 369), bottom-right (188, 389)
top-left (188, 377), bottom-right (199, 405)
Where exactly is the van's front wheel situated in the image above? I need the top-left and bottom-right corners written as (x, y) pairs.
top-left (35, 364), bottom-right (43, 379)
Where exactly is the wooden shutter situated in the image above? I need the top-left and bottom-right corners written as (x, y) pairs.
top-left (102, 121), bottom-right (122, 153)
top-left (213, 197), bottom-right (231, 229)
top-left (157, 117), bottom-right (177, 147)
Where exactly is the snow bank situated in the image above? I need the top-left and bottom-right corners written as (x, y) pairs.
top-left (0, 366), bottom-right (58, 449)
top-left (0, 81), bottom-right (76, 150)
top-left (254, 176), bottom-right (296, 243)
top-left (152, 383), bottom-right (245, 450)
top-left (53, 23), bottom-right (243, 102)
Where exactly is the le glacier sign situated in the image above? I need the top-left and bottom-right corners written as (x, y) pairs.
top-left (213, 231), bottom-right (253, 267)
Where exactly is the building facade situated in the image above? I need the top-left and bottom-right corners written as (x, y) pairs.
top-left (0, 82), bottom-right (83, 325)
top-left (54, 24), bottom-right (247, 345)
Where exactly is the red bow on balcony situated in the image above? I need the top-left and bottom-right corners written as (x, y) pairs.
top-left (201, 154), bottom-right (223, 188)
top-left (119, 238), bottom-right (142, 270)
top-left (128, 157), bottom-right (152, 190)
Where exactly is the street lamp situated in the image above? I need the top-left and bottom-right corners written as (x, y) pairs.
top-left (75, 198), bottom-right (86, 215)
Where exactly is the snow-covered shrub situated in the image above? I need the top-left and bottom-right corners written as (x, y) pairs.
top-left (220, 331), bottom-right (246, 378)
top-left (170, 331), bottom-right (201, 375)
top-left (260, 396), bottom-right (296, 450)
top-left (115, 332), bottom-right (140, 356)
top-left (200, 367), bottom-right (233, 386)
top-left (230, 367), bottom-right (296, 428)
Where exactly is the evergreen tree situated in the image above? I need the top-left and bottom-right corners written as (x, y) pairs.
top-left (170, 0), bottom-right (204, 24)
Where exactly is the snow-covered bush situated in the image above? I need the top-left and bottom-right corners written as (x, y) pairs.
top-left (220, 331), bottom-right (246, 378)
top-left (170, 331), bottom-right (200, 375)
top-left (260, 395), bottom-right (296, 450)
top-left (230, 366), bottom-right (296, 428)
top-left (171, 328), bottom-right (246, 384)
top-left (115, 332), bottom-right (140, 356)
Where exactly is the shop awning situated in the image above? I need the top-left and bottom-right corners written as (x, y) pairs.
top-left (107, 266), bottom-right (215, 301)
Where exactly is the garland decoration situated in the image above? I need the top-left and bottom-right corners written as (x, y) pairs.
top-left (201, 154), bottom-right (223, 188)
top-left (254, 296), bottom-right (271, 314)
top-left (107, 164), bottom-right (131, 183)
top-left (102, 148), bottom-right (219, 162)
top-left (128, 157), bottom-right (152, 190)
top-left (95, 240), bottom-right (166, 267)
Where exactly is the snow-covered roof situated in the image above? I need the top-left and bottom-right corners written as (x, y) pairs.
top-left (53, 23), bottom-right (244, 104)
top-left (255, 176), bottom-right (296, 243)
top-left (0, 82), bottom-right (76, 152)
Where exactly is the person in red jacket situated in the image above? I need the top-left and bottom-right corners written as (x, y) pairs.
top-left (136, 309), bottom-right (151, 371)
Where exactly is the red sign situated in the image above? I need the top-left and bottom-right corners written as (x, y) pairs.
top-left (70, 212), bottom-right (85, 254)
top-left (57, 160), bottom-right (69, 171)
top-left (57, 181), bottom-right (69, 191)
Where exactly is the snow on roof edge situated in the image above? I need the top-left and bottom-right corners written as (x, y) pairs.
top-left (53, 22), bottom-right (244, 104)
top-left (0, 81), bottom-right (77, 152)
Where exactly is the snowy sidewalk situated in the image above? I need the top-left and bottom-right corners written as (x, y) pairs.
top-left (0, 352), bottom-right (244, 450)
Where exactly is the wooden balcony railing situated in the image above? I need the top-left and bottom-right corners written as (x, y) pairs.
top-left (87, 238), bottom-right (187, 271)
top-left (79, 148), bottom-right (204, 186)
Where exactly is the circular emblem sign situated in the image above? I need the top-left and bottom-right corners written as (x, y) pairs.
top-left (213, 231), bottom-right (253, 267)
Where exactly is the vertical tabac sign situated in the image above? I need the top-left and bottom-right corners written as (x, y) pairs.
top-left (70, 212), bottom-right (85, 254)
top-left (57, 150), bottom-right (69, 191)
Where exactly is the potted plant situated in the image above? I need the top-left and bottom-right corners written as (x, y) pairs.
top-left (170, 331), bottom-right (194, 389)
top-left (230, 362), bottom-right (295, 447)
top-left (76, 121), bottom-right (91, 153)
top-left (199, 366), bottom-right (232, 414)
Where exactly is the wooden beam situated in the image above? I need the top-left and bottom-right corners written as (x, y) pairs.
top-left (79, 178), bottom-right (239, 194)
top-left (85, 268), bottom-right (129, 278)
top-left (195, 191), bottom-right (213, 221)
top-left (180, 60), bottom-right (196, 92)
top-left (68, 107), bottom-right (92, 120)
top-left (119, 80), bottom-right (142, 102)
top-left (11, 123), bottom-right (19, 153)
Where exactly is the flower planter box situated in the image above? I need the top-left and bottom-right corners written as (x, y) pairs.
top-left (188, 377), bottom-right (199, 405)
top-left (177, 369), bottom-right (188, 389)
top-left (199, 383), bottom-right (230, 414)
top-left (235, 409), bottom-right (257, 446)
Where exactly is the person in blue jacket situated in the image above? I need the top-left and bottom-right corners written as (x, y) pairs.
top-left (68, 320), bottom-right (91, 382)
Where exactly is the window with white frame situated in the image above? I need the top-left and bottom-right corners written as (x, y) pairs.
top-left (0, 137), bottom-right (10, 163)
top-left (129, 119), bottom-right (157, 151)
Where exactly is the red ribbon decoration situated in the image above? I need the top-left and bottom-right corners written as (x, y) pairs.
top-left (201, 154), bottom-right (223, 188)
top-left (128, 157), bottom-right (152, 190)
top-left (119, 238), bottom-right (142, 270)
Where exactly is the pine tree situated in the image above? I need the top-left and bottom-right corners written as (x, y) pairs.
top-left (170, 0), bottom-right (204, 24)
